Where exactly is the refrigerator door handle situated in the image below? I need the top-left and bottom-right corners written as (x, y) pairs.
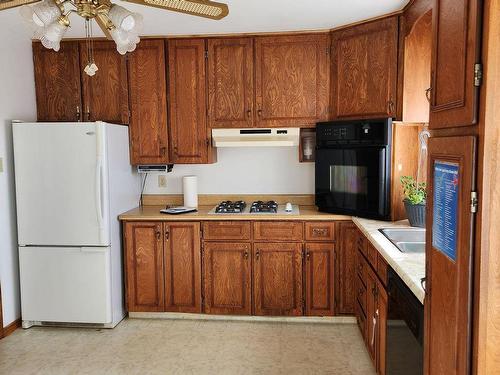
top-left (81, 247), bottom-right (109, 253)
top-left (95, 156), bottom-right (104, 234)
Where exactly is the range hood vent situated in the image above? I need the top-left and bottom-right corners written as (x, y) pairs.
top-left (212, 128), bottom-right (300, 147)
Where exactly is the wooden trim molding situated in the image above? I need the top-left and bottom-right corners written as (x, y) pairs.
top-left (142, 194), bottom-right (316, 207)
top-left (2, 319), bottom-right (21, 339)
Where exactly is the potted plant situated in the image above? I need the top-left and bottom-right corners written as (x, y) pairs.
top-left (401, 176), bottom-right (427, 228)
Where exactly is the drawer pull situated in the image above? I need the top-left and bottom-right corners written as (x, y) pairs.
top-left (312, 228), bottom-right (328, 236)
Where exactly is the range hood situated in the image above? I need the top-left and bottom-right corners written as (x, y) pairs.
top-left (212, 128), bottom-right (300, 147)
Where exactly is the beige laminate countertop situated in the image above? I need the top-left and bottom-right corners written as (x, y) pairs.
top-left (118, 205), bottom-right (352, 221)
top-left (352, 217), bottom-right (426, 304)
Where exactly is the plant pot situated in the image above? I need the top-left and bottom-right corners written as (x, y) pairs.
top-left (404, 200), bottom-right (426, 228)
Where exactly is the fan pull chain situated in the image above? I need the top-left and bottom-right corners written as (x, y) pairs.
top-left (84, 19), bottom-right (99, 77)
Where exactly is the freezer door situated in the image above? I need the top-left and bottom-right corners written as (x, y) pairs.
top-left (13, 122), bottom-right (110, 246)
top-left (19, 246), bottom-right (112, 324)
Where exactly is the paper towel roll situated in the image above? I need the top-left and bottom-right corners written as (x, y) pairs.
top-left (183, 175), bottom-right (198, 208)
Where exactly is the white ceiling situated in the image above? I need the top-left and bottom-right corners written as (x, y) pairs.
top-left (0, 0), bottom-right (409, 38)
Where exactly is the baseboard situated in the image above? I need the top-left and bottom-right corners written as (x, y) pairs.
top-left (2, 319), bottom-right (21, 338)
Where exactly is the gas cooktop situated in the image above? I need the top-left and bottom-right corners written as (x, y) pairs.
top-left (209, 200), bottom-right (299, 215)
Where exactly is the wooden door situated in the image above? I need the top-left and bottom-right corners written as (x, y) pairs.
top-left (124, 222), bottom-right (165, 312)
top-left (127, 39), bottom-right (168, 165)
top-left (80, 41), bottom-right (129, 124)
top-left (254, 34), bottom-right (329, 127)
top-left (424, 136), bottom-right (476, 375)
top-left (331, 16), bottom-right (398, 119)
top-left (164, 222), bottom-right (202, 313)
top-left (33, 41), bottom-right (82, 122)
top-left (203, 242), bottom-right (252, 315)
top-left (207, 38), bottom-right (254, 128)
top-left (428, 0), bottom-right (482, 129)
top-left (305, 243), bottom-right (335, 316)
top-left (168, 39), bottom-right (210, 164)
top-left (336, 222), bottom-right (358, 314)
top-left (253, 242), bottom-right (303, 316)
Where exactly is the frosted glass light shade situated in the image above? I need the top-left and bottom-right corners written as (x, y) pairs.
top-left (39, 21), bottom-right (68, 52)
top-left (110, 28), bottom-right (140, 55)
top-left (109, 5), bottom-right (143, 33)
top-left (20, 0), bottom-right (61, 28)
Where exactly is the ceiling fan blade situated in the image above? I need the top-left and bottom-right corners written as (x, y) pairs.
top-left (122, 0), bottom-right (228, 20)
top-left (0, 0), bottom-right (40, 11)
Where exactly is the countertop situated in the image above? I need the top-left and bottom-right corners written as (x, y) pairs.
top-left (352, 217), bottom-right (426, 304)
top-left (118, 205), bottom-right (352, 221)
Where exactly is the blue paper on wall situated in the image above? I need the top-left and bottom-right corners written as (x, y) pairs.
top-left (432, 161), bottom-right (460, 261)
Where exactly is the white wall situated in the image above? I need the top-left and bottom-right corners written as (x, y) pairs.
top-left (144, 147), bottom-right (314, 195)
top-left (0, 14), bottom-right (37, 327)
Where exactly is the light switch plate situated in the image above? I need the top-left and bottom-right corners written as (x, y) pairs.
top-left (158, 175), bottom-right (167, 188)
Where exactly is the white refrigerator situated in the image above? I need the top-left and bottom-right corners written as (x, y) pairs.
top-left (13, 121), bottom-right (141, 328)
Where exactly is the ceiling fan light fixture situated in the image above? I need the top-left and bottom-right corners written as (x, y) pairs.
top-left (124, 0), bottom-right (228, 20)
top-left (38, 16), bottom-right (69, 52)
top-left (110, 27), bottom-right (140, 55)
top-left (20, 0), bottom-right (61, 28)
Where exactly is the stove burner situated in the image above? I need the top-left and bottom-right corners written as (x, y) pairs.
top-left (215, 201), bottom-right (247, 213)
top-left (250, 200), bottom-right (278, 213)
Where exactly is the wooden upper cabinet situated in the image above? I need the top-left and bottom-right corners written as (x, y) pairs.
top-left (336, 222), bottom-right (358, 315)
top-left (33, 41), bottom-right (82, 122)
top-left (254, 34), bottom-right (330, 127)
top-left (253, 242), bottom-right (303, 316)
top-left (203, 242), bottom-right (252, 315)
top-left (331, 16), bottom-right (399, 119)
top-left (428, 0), bottom-right (482, 129)
top-left (80, 41), bottom-right (129, 124)
top-left (207, 38), bottom-right (254, 128)
top-left (127, 39), bottom-right (169, 165)
top-left (168, 39), bottom-right (211, 164)
top-left (124, 222), bottom-right (165, 312)
top-left (305, 243), bottom-right (335, 316)
top-left (164, 222), bottom-right (202, 313)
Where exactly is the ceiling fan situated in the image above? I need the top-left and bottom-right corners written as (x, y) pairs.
top-left (0, 0), bottom-right (228, 75)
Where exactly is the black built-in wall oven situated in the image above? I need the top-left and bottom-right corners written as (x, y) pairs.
top-left (315, 118), bottom-right (392, 220)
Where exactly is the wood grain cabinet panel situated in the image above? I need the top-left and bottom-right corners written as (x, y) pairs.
top-left (254, 34), bottom-right (330, 127)
top-left (305, 243), bottom-right (335, 316)
top-left (253, 242), bottom-right (303, 316)
top-left (335, 222), bottom-right (359, 314)
top-left (124, 222), bottom-right (165, 312)
top-left (428, 0), bottom-right (482, 129)
top-left (207, 38), bottom-right (254, 128)
top-left (253, 221), bottom-right (303, 241)
top-left (365, 267), bottom-right (378, 363)
top-left (203, 242), bottom-right (252, 315)
top-left (331, 16), bottom-right (398, 119)
top-left (127, 39), bottom-right (169, 165)
top-left (164, 222), bottom-right (202, 313)
top-left (168, 39), bottom-right (211, 164)
top-left (80, 41), bottom-right (129, 124)
top-left (33, 41), bottom-right (82, 122)
top-left (202, 221), bottom-right (251, 241)
top-left (305, 222), bottom-right (336, 241)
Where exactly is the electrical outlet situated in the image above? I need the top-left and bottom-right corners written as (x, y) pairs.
top-left (158, 175), bottom-right (167, 188)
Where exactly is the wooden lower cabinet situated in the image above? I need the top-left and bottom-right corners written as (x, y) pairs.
top-left (203, 242), bottom-right (252, 315)
top-left (336, 222), bottom-right (359, 314)
top-left (305, 243), bottom-right (335, 316)
top-left (164, 222), bottom-right (202, 313)
top-left (253, 242), bottom-right (303, 316)
top-left (124, 222), bottom-right (165, 312)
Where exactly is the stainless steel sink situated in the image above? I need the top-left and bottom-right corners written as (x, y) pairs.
top-left (379, 228), bottom-right (426, 253)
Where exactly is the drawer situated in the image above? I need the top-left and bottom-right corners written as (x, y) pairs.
top-left (356, 275), bottom-right (367, 315)
top-left (203, 221), bottom-right (251, 240)
top-left (305, 222), bottom-right (335, 241)
top-left (356, 232), bottom-right (367, 257)
top-left (366, 242), bottom-right (378, 269)
top-left (356, 300), bottom-right (367, 339)
top-left (377, 254), bottom-right (388, 287)
top-left (254, 222), bottom-right (303, 241)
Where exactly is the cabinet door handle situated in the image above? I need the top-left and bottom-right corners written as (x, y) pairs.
top-left (371, 309), bottom-right (379, 347)
top-left (155, 230), bottom-right (161, 240)
top-left (165, 230), bottom-right (169, 240)
top-left (387, 100), bottom-right (395, 114)
top-left (425, 87), bottom-right (432, 103)
top-left (306, 252), bottom-right (310, 260)
top-left (246, 109), bottom-right (252, 118)
top-left (86, 106), bottom-right (91, 121)
top-left (160, 146), bottom-right (167, 157)
top-left (76, 106), bottom-right (81, 122)
top-left (255, 251), bottom-right (260, 260)
top-left (257, 109), bottom-right (262, 118)
top-left (243, 251), bottom-right (248, 259)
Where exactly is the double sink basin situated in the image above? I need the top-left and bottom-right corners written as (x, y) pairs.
top-left (379, 228), bottom-right (426, 253)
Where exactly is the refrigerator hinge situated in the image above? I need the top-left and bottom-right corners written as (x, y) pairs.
top-left (470, 191), bottom-right (478, 213)
top-left (474, 63), bottom-right (483, 87)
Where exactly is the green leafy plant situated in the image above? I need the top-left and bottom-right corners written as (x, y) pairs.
top-left (401, 176), bottom-right (427, 205)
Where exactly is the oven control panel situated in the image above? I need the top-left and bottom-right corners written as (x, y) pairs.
top-left (316, 118), bottom-right (391, 146)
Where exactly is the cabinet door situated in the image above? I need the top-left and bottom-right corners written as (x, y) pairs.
top-left (168, 39), bottom-right (210, 164)
top-left (428, 0), bottom-right (482, 129)
top-left (33, 41), bottom-right (82, 122)
top-left (80, 41), bottom-right (129, 124)
top-left (377, 281), bottom-right (388, 375)
top-left (207, 38), bottom-right (254, 128)
top-left (255, 34), bottom-right (329, 127)
top-left (331, 16), bottom-right (398, 119)
top-left (127, 39), bottom-right (169, 165)
top-left (424, 136), bottom-right (476, 375)
top-left (253, 242), bottom-right (303, 316)
top-left (124, 222), bottom-right (165, 312)
top-left (305, 243), bottom-right (335, 316)
top-left (203, 242), bottom-right (252, 315)
top-left (336, 222), bottom-right (358, 314)
top-left (164, 222), bottom-right (202, 313)
top-left (365, 268), bottom-right (378, 364)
